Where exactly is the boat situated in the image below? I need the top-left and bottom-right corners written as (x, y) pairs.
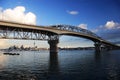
top-left (3, 52), bottom-right (20, 55)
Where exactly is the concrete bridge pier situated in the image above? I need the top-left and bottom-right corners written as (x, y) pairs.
top-left (94, 42), bottom-right (101, 52)
top-left (48, 39), bottom-right (59, 54)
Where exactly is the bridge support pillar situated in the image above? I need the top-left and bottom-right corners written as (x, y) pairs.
top-left (94, 42), bottom-right (101, 52)
top-left (48, 39), bottom-right (59, 54)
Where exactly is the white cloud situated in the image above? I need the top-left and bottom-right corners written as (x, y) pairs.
top-left (78, 24), bottom-right (87, 29)
top-left (0, 6), bottom-right (36, 25)
top-left (92, 20), bottom-right (120, 33)
top-left (67, 10), bottom-right (79, 15)
top-left (105, 21), bottom-right (118, 29)
top-left (24, 12), bottom-right (36, 25)
top-left (91, 20), bottom-right (120, 44)
top-left (0, 6), bottom-right (37, 49)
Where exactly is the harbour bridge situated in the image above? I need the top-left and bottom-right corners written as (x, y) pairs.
top-left (0, 21), bottom-right (119, 53)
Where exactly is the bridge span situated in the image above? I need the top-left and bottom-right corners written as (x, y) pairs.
top-left (0, 21), bottom-right (119, 53)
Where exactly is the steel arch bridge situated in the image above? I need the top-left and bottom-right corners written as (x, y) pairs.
top-left (52, 24), bottom-right (98, 37)
top-left (0, 21), bottom-right (119, 53)
top-left (51, 24), bottom-right (101, 41)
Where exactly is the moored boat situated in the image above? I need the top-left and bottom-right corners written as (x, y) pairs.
top-left (3, 52), bottom-right (20, 55)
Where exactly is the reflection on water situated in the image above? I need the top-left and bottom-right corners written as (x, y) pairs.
top-left (48, 53), bottom-right (61, 80)
top-left (94, 51), bottom-right (101, 63)
top-left (49, 53), bottom-right (59, 73)
top-left (0, 50), bottom-right (120, 80)
top-left (0, 54), bottom-right (7, 69)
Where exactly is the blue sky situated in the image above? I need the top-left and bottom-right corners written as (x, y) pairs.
top-left (0, 0), bottom-right (120, 48)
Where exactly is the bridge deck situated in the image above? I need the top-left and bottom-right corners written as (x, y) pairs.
top-left (0, 20), bottom-right (119, 48)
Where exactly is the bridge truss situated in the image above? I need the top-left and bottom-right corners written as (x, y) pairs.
top-left (51, 24), bottom-right (101, 39)
top-left (0, 27), bottom-right (59, 40)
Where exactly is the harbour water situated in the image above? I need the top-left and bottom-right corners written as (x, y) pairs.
top-left (0, 50), bottom-right (120, 80)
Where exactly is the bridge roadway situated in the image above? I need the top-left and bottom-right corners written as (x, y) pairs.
top-left (0, 20), bottom-right (119, 53)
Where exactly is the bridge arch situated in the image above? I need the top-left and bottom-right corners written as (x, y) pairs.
top-left (59, 33), bottom-right (100, 42)
top-left (50, 24), bottom-right (102, 42)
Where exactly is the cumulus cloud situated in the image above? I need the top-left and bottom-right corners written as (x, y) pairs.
top-left (78, 24), bottom-right (87, 29)
top-left (92, 20), bottom-right (120, 44)
top-left (105, 21), bottom-right (119, 29)
top-left (0, 6), bottom-right (36, 25)
top-left (93, 20), bottom-right (120, 33)
top-left (0, 6), bottom-right (37, 49)
top-left (67, 10), bottom-right (79, 15)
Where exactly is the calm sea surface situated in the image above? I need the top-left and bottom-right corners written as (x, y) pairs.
top-left (0, 50), bottom-right (120, 80)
